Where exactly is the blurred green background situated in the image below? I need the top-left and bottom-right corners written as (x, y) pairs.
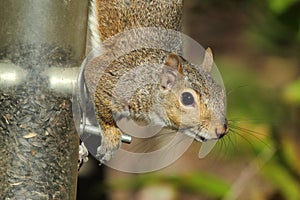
top-left (77, 0), bottom-right (300, 199)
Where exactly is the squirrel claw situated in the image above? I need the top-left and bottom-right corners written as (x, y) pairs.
top-left (96, 126), bottom-right (122, 163)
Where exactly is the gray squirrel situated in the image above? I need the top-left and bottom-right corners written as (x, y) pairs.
top-left (84, 0), bottom-right (229, 162)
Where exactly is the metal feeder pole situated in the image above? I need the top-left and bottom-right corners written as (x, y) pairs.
top-left (0, 0), bottom-right (88, 199)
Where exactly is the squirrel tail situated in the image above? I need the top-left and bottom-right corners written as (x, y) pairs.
top-left (89, 0), bottom-right (183, 49)
top-left (88, 0), bottom-right (101, 50)
top-left (89, 0), bottom-right (124, 49)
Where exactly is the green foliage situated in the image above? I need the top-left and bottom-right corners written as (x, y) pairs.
top-left (262, 162), bottom-right (300, 200)
top-left (218, 58), bottom-right (283, 122)
top-left (245, 0), bottom-right (300, 56)
top-left (105, 172), bottom-right (230, 199)
top-left (283, 78), bottom-right (300, 105)
top-left (180, 172), bottom-right (230, 198)
top-left (267, 0), bottom-right (300, 14)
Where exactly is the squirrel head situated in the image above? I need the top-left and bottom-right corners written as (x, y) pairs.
top-left (157, 48), bottom-right (228, 142)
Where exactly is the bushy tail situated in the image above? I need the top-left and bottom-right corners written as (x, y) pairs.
top-left (89, 0), bottom-right (183, 48)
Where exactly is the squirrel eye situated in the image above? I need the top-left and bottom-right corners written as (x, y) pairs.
top-left (181, 92), bottom-right (194, 106)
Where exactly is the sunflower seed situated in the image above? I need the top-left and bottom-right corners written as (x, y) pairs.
top-left (23, 132), bottom-right (37, 139)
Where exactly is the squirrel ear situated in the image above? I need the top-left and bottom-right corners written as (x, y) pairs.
top-left (202, 47), bottom-right (214, 72)
top-left (160, 53), bottom-right (183, 90)
top-left (164, 53), bottom-right (183, 74)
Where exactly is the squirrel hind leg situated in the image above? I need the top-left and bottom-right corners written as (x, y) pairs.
top-left (96, 125), bottom-right (122, 162)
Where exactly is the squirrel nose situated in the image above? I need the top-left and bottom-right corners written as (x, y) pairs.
top-left (215, 119), bottom-right (229, 139)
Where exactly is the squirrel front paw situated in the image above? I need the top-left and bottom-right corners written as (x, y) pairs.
top-left (96, 125), bottom-right (122, 163)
